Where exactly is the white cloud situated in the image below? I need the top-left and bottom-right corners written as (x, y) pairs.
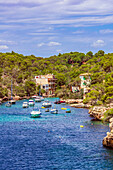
top-left (0, 40), bottom-right (15, 44)
top-left (47, 41), bottom-right (61, 46)
top-left (37, 43), bottom-right (45, 47)
top-left (56, 49), bottom-right (62, 52)
top-left (0, 45), bottom-right (9, 50)
top-left (37, 41), bottom-right (61, 47)
top-left (91, 40), bottom-right (105, 47)
top-left (72, 30), bottom-right (84, 34)
top-left (100, 29), bottom-right (113, 34)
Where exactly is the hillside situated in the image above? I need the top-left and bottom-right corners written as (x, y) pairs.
top-left (0, 50), bottom-right (113, 105)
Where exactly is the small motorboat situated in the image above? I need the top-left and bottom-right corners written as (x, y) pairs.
top-left (30, 108), bottom-right (41, 118)
top-left (5, 102), bottom-right (11, 107)
top-left (54, 100), bottom-right (61, 104)
top-left (51, 108), bottom-right (58, 114)
top-left (29, 99), bottom-right (35, 106)
top-left (66, 108), bottom-right (71, 113)
top-left (9, 99), bottom-right (16, 104)
top-left (35, 97), bottom-right (41, 102)
top-left (60, 100), bottom-right (66, 104)
top-left (45, 109), bottom-right (49, 112)
top-left (42, 101), bottom-right (52, 108)
top-left (22, 102), bottom-right (29, 108)
top-left (40, 96), bottom-right (44, 101)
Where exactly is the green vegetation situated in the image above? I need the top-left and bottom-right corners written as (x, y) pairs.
top-left (0, 50), bottom-right (113, 104)
top-left (102, 108), bottom-right (113, 122)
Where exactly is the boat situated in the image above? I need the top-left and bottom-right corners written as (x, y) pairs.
top-left (50, 108), bottom-right (58, 114)
top-left (30, 108), bottom-right (41, 118)
top-left (35, 97), bottom-right (41, 102)
top-left (5, 102), bottom-right (11, 107)
top-left (9, 99), bottom-right (16, 104)
top-left (32, 95), bottom-right (38, 98)
top-left (42, 100), bottom-right (52, 108)
top-left (60, 100), bottom-right (66, 104)
top-left (29, 99), bottom-right (35, 106)
top-left (40, 96), bottom-right (44, 101)
top-left (54, 100), bottom-right (61, 104)
top-left (66, 108), bottom-right (71, 113)
top-left (45, 108), bottom-right (49, 112)
top-left (22, 102), bottom-right (29, 108)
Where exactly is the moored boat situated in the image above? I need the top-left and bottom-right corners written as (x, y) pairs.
top-left (60, 100), bottom-right (66, 104)
top-left (30, 108), bottom-right (41, 118)
top-left (5, 102), bottom-right (11, 107)
top-left (66, 108), bottom-right (71, 113)
top-left (29, 99), bottom-right (35, 106)
top-left (42, 100), bottom-right (52, 108)
top-left (51, 108), bottom-right (58, 114)
top-left (9, 99), bottom-right (16, 104)
top-left (45, 108), bottom-right (49, 112)
top-left (54, 100), bottom-right (61, 104)
top-left (35, 97), bottom-right (41, 102)
top-left (22, 102), bottom-right (29, 108)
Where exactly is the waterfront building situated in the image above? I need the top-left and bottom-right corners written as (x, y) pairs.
top-left (79, 73), bottom-right (91, 99)
top-left (35, 74), bottom-right (56, 95)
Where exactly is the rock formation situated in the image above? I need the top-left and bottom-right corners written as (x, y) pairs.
top-left (103, 118), bottom-right (113, 148)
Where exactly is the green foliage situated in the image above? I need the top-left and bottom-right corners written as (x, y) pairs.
top-left (103, 108), bottom-right (113, 121)
top-left (0, 50), bottom-right (113, 103)
top-left (25, 81), bottom-right (36, 96)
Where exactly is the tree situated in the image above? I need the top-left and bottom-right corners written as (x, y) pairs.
top-left (25, 81), bottom-right (36, 96)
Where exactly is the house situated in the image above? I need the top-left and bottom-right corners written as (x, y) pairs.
top-left (71, 86), bottom-right (80, 93)
top-left (79, 73), bottom-right (91, 99)
top-left (79, 73), bottom-right (91, 89)
top-left (35, 74), bottom-right (56, 95)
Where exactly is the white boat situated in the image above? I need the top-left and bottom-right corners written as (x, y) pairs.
top-left (50, 108), bottom-right (58, 114)
top-left (35, 97), bottom-right (41, 102)
top-left (40, 96), bottom-right (44, 101)
top-left (9, 99), bottom-right (16, 104)
top-left (32, 95), bottom-right (38, 98)
top-left (22, 102), bottom-right (29, 108)
top-left (42, 100), bottom-right (52, 108)
top-left (29, 99), bottom-right (35, 106)
top-left (5, 102), bottom-right (11, 107)
top-left (30, 108), bottom-right (41, 118)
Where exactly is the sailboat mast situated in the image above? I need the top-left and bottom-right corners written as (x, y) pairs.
top-left (11, 79), bottom-right (13, 99)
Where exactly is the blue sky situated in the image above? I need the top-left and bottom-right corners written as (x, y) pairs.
top-left (0, 0), bottom-right (113, 57)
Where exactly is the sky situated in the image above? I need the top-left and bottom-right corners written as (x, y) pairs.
top-left (0, 0), bottom-right (113, 57)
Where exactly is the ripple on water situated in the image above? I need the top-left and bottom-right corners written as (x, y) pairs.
top-left (0, 98), bottom-right (113, 170)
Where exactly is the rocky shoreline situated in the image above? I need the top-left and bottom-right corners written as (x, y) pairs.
top-left (103, 118), bottom-right (113, 148)
top-left (64, 99), bottom-right (91, 108)
top-left (64, 99), bottom-right (113, 149)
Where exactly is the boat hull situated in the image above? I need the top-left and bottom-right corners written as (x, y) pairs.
top-left (66, 109), bottom-right (71, 113)
top-left (30, 111), bottom-right (41, 118)
top-left (9, 100), bottom-right (16, 104)
top-left (51, 109), bottom-right (58, 114)
top-left (31, 114), bottom-right (41, 118)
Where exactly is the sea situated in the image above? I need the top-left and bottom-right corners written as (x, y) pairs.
top-left (0, 98), bottom-right (113, 170)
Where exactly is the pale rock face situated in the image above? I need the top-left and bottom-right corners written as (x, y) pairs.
top-left (109, 117), bottom-right (113, 123)
top-left (103, 116), bottom-right (113, 148)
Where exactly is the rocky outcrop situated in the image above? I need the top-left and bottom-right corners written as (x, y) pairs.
top-left (70, 103), bottom-right (91, 108)
top-left (64, 99), bottom-right (83, 104)
top-left (64, 99), bottom-right (91, 108)
top-left (103, 118), bottom-right (113, 148)
top-left (88, 106), bottom-right (109, 120)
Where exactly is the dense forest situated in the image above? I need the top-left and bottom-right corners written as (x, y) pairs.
top-left (0, 50), bottom-right (113, 105)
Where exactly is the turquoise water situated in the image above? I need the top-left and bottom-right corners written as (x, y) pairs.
top-left (0, 98), bottom-right (113, 170)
